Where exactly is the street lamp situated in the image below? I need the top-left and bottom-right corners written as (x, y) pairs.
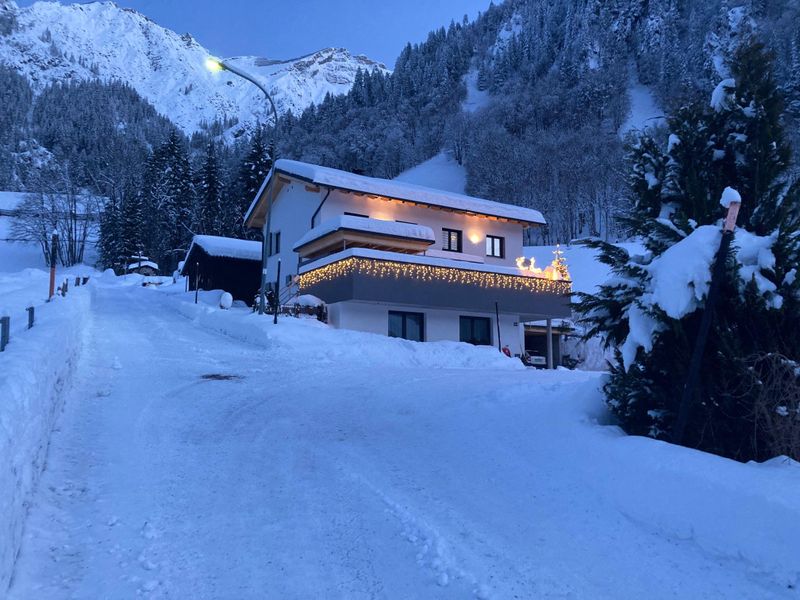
top-left (206, 56), bottom-right (278, 316)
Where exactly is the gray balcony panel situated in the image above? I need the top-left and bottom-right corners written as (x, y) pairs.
top-left (300, 258), bottom-right (571, 320)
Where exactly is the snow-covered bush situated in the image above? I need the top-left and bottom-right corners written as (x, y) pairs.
top-left (577, 41), bottom-right (800, 461)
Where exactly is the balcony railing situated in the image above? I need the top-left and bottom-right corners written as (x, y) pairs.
top-left (297, 248), bottom-right (571, 320)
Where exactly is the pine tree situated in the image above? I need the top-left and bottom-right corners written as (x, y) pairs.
top-left (576, 41), bottom-right (800, 461)
top-left (98, 192), bottom-right (123, 271)
top-left (140, 130), bottom-right (195, 271)
top-left (233, 125), bottom-right (272, 237)
top-left (197, 142), bottom-right (223, 235)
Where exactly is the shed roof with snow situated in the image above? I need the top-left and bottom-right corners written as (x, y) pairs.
top-left (244, 159), bottom-right (546, 228)
top-left (186, 235), bottom-right (262, 262)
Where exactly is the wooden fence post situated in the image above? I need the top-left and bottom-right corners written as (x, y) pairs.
top-left (27, 306), bottom-right (34, 330)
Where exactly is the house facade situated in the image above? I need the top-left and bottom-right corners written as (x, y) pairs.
top-left (244, 159), bottom-right (571, 357)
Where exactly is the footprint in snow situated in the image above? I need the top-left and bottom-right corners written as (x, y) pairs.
top-left (140, 521), bottom-right (160, 540)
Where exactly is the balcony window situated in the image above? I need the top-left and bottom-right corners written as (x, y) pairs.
top-left (442, 228), bottom-right (462, 252)
top-left (486, 235), bottom-right (505, 258)
top-left (460, 316), bottom-right (491, 346)
top-left (389, 311), bottom-right (424, 342)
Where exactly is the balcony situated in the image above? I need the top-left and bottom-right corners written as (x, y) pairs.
top-left (297, 248), bottom-right (572, 320)
top-left (293, 215), bottom-right (436, 263)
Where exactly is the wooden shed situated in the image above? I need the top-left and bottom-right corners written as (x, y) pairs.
top-left (180, 235), bottom-right (262, 305)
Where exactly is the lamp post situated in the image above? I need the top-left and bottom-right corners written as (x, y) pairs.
top-left (206, 57), bottom-right (278, 316)
top-left (672, 188), bottom-right (742, 445)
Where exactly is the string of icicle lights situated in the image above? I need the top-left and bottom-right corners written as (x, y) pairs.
top-left (299, 257), bottom-right (572, 294)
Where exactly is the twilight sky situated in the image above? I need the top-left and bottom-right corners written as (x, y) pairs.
top-left (19, 0), bottom-right (495, 66)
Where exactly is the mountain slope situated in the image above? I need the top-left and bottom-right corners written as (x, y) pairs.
top-left (0, 0), bottom-right (387, 134)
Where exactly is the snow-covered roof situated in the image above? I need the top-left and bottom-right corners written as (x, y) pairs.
top-left (188, 235), bottom-right (262, 262)
top-left (246, 159), bottom-right (546, 226)
top-left (292, 215), bottom-right (435, 251)
top-left (128, 260), bottom-right (158, 270)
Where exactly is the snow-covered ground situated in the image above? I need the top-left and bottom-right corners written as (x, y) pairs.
top-left (2, 273), bottom-right (799, 598)
top-left (395, 151), bottom-right (468, 195)
top-left (619, 65), bottom-right (665, 137)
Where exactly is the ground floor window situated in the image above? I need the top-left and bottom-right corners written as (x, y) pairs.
top-left (459, 316), bottom-right (492, 346)
top-left (388, 311), bottom-right (424, 342)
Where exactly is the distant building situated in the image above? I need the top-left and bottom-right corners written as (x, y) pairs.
top-left (127, 255), bottom-right (159, 276)
top-left (180, 235), bottom-right (262, 305)
top-left (243, 159), bottom-right (571, 364)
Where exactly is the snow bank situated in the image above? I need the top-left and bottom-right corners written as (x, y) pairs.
top-left (0, 288), bottom-right (91, 591)
top-left (598, 433), bottom-right (800, 586)
top-left (159, 285), bottom-right (523, 371)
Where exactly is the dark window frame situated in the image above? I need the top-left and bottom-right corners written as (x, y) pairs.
top-left (459, 316), bottom-right (492, 346)
top-left (269, 231), bottom-right (281, 256)
top-left (442, 228), bottom-right (463, 252)
top-left (388, 310), bottom-right (425, 342)
top-left (486, 235), bottom-right (505, 258)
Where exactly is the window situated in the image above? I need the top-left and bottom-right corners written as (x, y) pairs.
top-left (442, 228), bottom-right (462, 252)
top-left (269, 231), bottom-right (281, 256)
top-left (389, 311), bottom-right (424, 342)
top-left (486, 235), bottom-right (505, 258)
top-left (459, 316), bottom-right (492, 346)
top-left (344, 212), bottom-right (369, 218)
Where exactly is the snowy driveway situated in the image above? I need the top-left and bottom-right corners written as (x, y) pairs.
top-left (9, 284), bottom-right (797, 599)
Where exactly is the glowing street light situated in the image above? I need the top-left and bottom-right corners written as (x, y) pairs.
top-left (206, 56), bottom-right (279, 316)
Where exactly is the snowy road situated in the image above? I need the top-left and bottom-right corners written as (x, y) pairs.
top-left (8, 283), bottom-right (796, 599)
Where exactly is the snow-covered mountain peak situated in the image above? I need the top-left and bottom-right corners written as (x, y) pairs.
top-left (0, 0), bottom-right (388, 134)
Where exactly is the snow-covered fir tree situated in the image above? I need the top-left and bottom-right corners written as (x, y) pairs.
top-left (140, 131), bottom-right (195, 271)
top-left (197, 142), bottom-right (224, 236)
top-left (577, 41), bottom-right (800, 462)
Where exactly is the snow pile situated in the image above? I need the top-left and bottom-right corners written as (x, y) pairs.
top-left (293, 216), bottom-right (435, 251)
top-left (0, 287), bottom-right (91, 591)
top-left (160, 285), bottom-right (523, 371)
top-left (188, 235), bottom-right (262, 261)
top-left (259, 159), bottom-right (546, 225)
top-left (720, 185), bottom-right (742, 208)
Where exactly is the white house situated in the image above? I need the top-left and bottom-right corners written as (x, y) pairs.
top-left (244, 159), bottom-right (571, 358)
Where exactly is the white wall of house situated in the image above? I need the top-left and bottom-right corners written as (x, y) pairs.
top-left (264, 181), bottom-right (321, 286)
top-left (327, 300), bottom-right (526, 355)
top-left (318, 189), bottom-right (527, 268)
